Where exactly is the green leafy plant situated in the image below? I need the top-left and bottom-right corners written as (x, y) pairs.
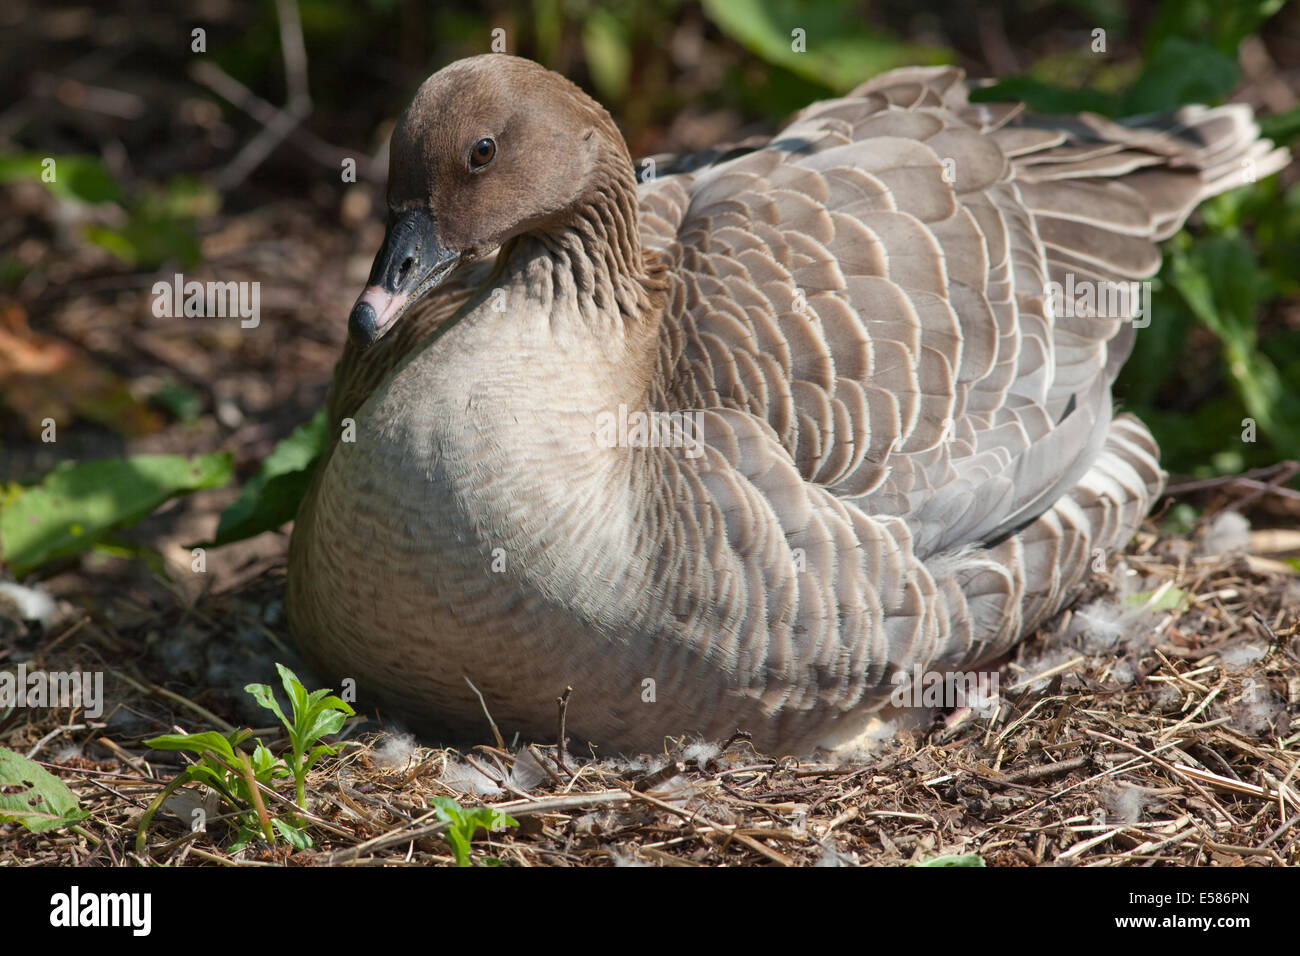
top-left (244, 663), bottom-right (355, 811)
top-left (1120, 177), bottom-right (1300, 476)
top-left (428, 795), bottom-right (518, 867)
top-left (139, 727), bottom-right (297, 851)
top-left (138, 664), bottom-right (353, 852)
top-left (958, 0), bottom-right (1300, 480)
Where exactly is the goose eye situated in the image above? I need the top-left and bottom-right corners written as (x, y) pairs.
top-left (469, 137), bottom-right (496, 170)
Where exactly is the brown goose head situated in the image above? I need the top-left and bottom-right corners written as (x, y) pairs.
top-left (349, 54), bottom-right (633, 347)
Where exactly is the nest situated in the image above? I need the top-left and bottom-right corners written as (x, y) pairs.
top-left (2, 526), bottom-right (1297, 867)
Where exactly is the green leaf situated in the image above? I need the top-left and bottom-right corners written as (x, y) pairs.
top-left (0, 453), bottom-right (234, 576)
top-left (0, 153), bottom-right (122, 204)
top-left (479, 808), bottom-right (518, 832)
top-left (443, 825), bottom-right (472, 866)
top-left (1125, 586), bottom-right (1189, 612)
top-left (582, 8), bottom-right (631, 103)
top-left (207, 410), bottom-right (327, 547)
top-left (244, 681), bottom-right (291, 733)
top-left (272, 818), bottom-right (314, 849)
top-left (0, 160), bottom-right (210, 268)
top-left (250, 741), bottom-right (289, 781)
top-left (1168, 236), bottom-right (1263, 344)
top-left (300, 708), bottom-right (349, 749)
top-left (428, 796), bottom-right (517, 866)
top-left (0, 746), bottom-right (88, 833)
top-left (700, 0), bottom-right (949, 93)
top-left (1122, 38), bottom-right (1239, 114)
top-left (180, 763), bottom-right (232, 794)
top-left (145, 731), bottom-right (238, 763)
top-left (278, 663), bottom-right (311, 722)
top-left (275, 664), bottom-right (353, 747)
top-left (915, 853), bottom-right (985, 867)
top-left (1259, 106), bottom-right (1300, 145)
top-left (150, 380), bottom-right (205, 424)
top-left (82, 177), bottom-right (215, 269)
top-left (303, 743), bottom-right (337, 772)
top-left (1166, 234), bottom-right (1300, 458)
top-left (228, 828), bottom-right (258, 853)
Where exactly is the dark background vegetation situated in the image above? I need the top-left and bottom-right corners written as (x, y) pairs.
top-left (1, 0), bottom-right (1298, 586)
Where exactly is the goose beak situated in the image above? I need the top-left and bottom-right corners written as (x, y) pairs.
top-left (348, 208), bottom-right (461, 348)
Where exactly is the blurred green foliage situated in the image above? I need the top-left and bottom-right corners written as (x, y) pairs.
top-left (1, 154), bottom-right (214, 269)
top-left (961, 0), bottom-right (1299, 475)
top-left (0, 154), bottom-right (121, 204)
top-left (0, 454), bottom-right (233, 577)
top-left (972, 36), bottom-right (1241, 115)
top-left (699, 0), bottom-right (949, 92)
top-left (82, 177), bottom-right (216, 270)
top-left (1121, 177), bottom-right (1300, 475)
top-left (204, 409), bottom-right (326, 548)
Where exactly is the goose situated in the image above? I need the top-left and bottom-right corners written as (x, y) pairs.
top-left (287, 54), bottom-right (1288, 754)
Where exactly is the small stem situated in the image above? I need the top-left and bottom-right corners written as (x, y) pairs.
top-left (136, 770), bottom-right (195, 856)
top-left (295, 751), bottom-right (307, 810)
top-left (239, 752), bottom-right (275, 844)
